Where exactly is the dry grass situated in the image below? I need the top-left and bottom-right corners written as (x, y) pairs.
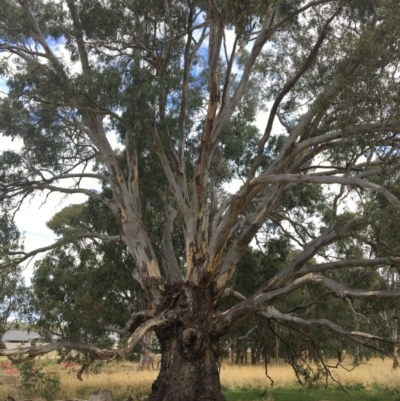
top-left (59, 362), bottom-right (158, 399)
top-left (328, 357), bottom-right (400, 387)
top-left (0, 357), bottom-right (399, 400)
top-left (220, 357), bottom-right (400, 389)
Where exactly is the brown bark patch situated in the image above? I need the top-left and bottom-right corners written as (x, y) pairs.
top-left (180, 328), bottom-right (205, 360)
top-left (148, 328), bottom-right (225, 401)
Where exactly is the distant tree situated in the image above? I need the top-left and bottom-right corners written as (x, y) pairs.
top-left (360, 178), bottom-right (400, 368)
top-left (2, 1), bottom-right (400, 400)
top-left (26, 201), bottom-right (155, 366)
top-left (0, 214), bottom-right (26, 348)
top-left (222, 240), bottom-right (291, 365)
top-left (28, 202), bottom-right (140, 344)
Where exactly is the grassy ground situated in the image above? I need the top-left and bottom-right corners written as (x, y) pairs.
top-left (224, 387), bottom-right (400, 401)
top-left (1, 356), bottom-right (400, 400)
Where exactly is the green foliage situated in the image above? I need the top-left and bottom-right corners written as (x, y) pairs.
top-left (18, 361), bottom-right (60, 401)
top-left (27, 201), bottom-right (140, 348)
top-left (0, 213), bottom-right (21, 254)
top-left (0, 213), bottom-right (27, 338)
top-left (19, 199), bottom-right (144, 359)
top-left (290, 361), bottom-right (327, 388)
top-left (227, 0), bottom-right (271, 40)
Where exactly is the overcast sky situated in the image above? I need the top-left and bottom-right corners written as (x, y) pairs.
top-left (2, 134), bottom-right (122, 283)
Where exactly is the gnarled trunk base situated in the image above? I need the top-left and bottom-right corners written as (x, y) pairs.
top-left (148, 327), bottom-right (226, 401)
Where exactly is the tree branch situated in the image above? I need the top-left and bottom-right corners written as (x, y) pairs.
top-left (248, 4), bottom-right (343, 178)
top-left (214, 273), bottom-right (318, 335)
top-left (2, 233), bottom-right (120, 267)
top-left (161, 206), bottom-right (182, 283)
top-left (298, 257), bottom-right (395, 276)
top-left (265, 218), bottom-right (368, 289)
top-left (310, 274), bottom-right (400, 299)
top-left (1, 310), bottom-right (178, 377)
top-left (150, 124), bottom-right (190, 217)
top-left (260, 305), bottom-right (400, 346)
top-left (252, 174), bottom-right (400, 208)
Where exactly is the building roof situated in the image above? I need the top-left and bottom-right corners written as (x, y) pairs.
top-left (2, 330), bottom-right (41, 342)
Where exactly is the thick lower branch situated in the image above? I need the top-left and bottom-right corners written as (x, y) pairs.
top-left (215, 272), bottom-right (400, 336)
top-left (1, 311), bottom-right (178, 372)
top-left (214, 274), bottom-right (317, 335)
top-left (260, 306), bottom-right (400, 347)
top-left (106, 310), bottom-right (150, 336)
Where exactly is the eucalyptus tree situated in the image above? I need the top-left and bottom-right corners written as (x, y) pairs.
top-left (27, 202), bottom-right (142, 351)
top-left (28, 199), bottom-right (162, 368)
top-left (360, 178), bottom-right (400, 368)
top-left (0, 214), bottom-right (26, 348)
top-left (2, 0), bottom-right (400, 400)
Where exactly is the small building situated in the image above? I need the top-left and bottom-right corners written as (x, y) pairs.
top-left (2, 330), bottom-right (42, 350)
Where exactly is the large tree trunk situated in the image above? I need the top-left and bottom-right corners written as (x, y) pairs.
top-left (148, 326), bottom-right (225, 401)
top-left (146, 283), bottom-right (226, 401)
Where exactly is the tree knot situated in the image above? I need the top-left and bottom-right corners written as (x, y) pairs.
top-left (179, 327), bottom-right (205, 360)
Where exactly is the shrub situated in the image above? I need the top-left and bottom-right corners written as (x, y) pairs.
top-left (18, 361), bottom-right (60, 401)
